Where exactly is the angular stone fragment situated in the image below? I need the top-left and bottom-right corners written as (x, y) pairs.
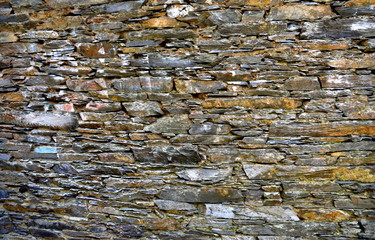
top-left (202, 98), bottom-right (302, 109)
top-left (285, 77), bottom-right (320, 91)
top-left (269, 121), bottom-right (375, 137)
top-left (302, 18), bottom-right (375, 39)
top-left (218, 22), bottom-right (287, 36)
top-left (360, 220), bottom-right (375, 239)
top-left (154, 199), bottom-right (196, 211)
top-left (205, 204), bottom-right (235, 218)
top-left (79, 112), bottom-right (115, 121)
top-left (336, 5), bottom-right (375, 17)
top-left (336, 101), bottom-right (375, 119)
top-left (0, 32), bottom-right (17, 43)
top-left (123, 101), bottom-right (163, 117)
top-left (92, 0), bottom-right (144, 13)
top-left (158, 187), bottom-right (243, 203)
top-left (177, 167), bottom-right (232, 183)
top-left (0, 111), bottom-right (78, 130)
top-left (45, 0), bottom-right (108, 9)
top-left (132, 145), bottom-right (201, 163)
top-left (175, 80), bottom-right (225, 93)
top-left (144, 114), bottom-right (190, 134)
top-left (0, 92), bottom-right (25, 102)
top-left (268, 5), bottom-right (333, 20)
top-left (76, 43), bottom-right (117, 58)
top-left (189, 123), bottom-right (231, 135)
top-left (320, 75), bottom-right (374, 88)
top-left (67, 79), bottom-right (107, 91)
top-left (242, 149), bottom-right (284, 163)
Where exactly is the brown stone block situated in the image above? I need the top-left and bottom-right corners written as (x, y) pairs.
top-left (285, 77), bottom-right (321, 91)
top-left (269, 121), bottom-right (375, 137)
top-left (202, 98), bottom-right (302, 109)
top-left (226, 0), bottom-right (281, 7)
top-left (328, 55), bottom-right (375, 69)
top-left (67, 79), bottom-right (107, 91)
top-left (0, 32), bottom-right (18, 43)
top-left (268, 5), bottom-right (333, 20)
top-left (297, 209), bottom-right (352, 222)
top-left (141, 17), bottom-right (187, 28)
top-left (0, 93), bottom-right (25, 102)
top-left (300, 41), bottom-right (350, 51)
top-left (76, 43), bottom-right (117, 58)
top-left (175, 80), bottom-right (225, 93)
top-left (98, 153), bottom-right (134, 163)
top-left (344, 0), bottom-right (375, 6)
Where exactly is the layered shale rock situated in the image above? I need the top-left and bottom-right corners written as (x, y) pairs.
top-left (0, 0), bottom-right (374, 239)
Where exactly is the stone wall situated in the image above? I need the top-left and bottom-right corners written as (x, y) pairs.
top-left (1, 0), bottom-right (375, 239)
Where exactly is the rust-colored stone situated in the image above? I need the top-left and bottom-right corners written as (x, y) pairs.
top-left (344, 0), bottom-right (375, 6)
top-left (141, 17), bottom-right (187, 28)
top-left (226, 0), bottom-right (280, 7)
top-left (202, 98), bottom-right (302, 109)
top-left (333, 168), bottom-right (375, 182)
top-left (0, 93), bottom-right (25, 102)
top-left (328, 54), bottom-right (375, 69)
top-left (297, 209), bottom-right (351, 222)
top-left (98, 153), bottom-right (134, 163)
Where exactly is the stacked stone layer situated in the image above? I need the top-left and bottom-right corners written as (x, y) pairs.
top-left (0, 0), bottom-right (374, 239)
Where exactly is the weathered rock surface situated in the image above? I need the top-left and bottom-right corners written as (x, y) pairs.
top-left (1, 0), bottom-right (374, 239)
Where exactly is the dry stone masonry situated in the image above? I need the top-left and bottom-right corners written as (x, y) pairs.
top-left (0, 0), bottom-right (374, 239)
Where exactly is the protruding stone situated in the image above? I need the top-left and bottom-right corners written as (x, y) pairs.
top-left (285, 77), bottom-right (320, 91)
top-left (177, 167), bottom-right (232, 183)
top-left (336, 5), bottom-right (375, 17)
top-left (123, 101), bottom-right (163, 117)
top-left (297, 209), bottom-right (351, 222)
top-left (268, 5), bottom-right (333, 20)
top-left (175, 80), bottom-right (225, 93)
top-left (205, 204), bottom-right (235, 218)
top-left (132, 145), bottom-right (201, 163)
top-left (144, 114), bottom-right (190, 134)
top-left (124, 29), bottom-right (197, 40)
top-left (158, 187), bottom-right (243, 203)
top-left (0, 32), bottom-right (18, 43)
top-left (21, 30), bottom-right (58, 39)
top-left (45, 66), bottom-right (92, 75)
top-left (26, 76), bottom-right (65, 86)
top-left (113, 77), bottom-right (173, 92)
top-left (76, 43), bottom-right (117, 58)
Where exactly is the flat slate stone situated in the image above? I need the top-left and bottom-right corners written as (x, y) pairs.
top-left (158, 187), bottom-right (243, 203)
top-left (302, 18), bottom-right (375, 39)
top-left (177, 167), bottom-right (232, 183)
top-left (144, 114), bottom-right (190, 134)
top-left (132, 145), bottom-right (201, 163)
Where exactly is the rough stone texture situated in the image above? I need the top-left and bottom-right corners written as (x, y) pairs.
top-left (0, 0), bottom-right (374, 239)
